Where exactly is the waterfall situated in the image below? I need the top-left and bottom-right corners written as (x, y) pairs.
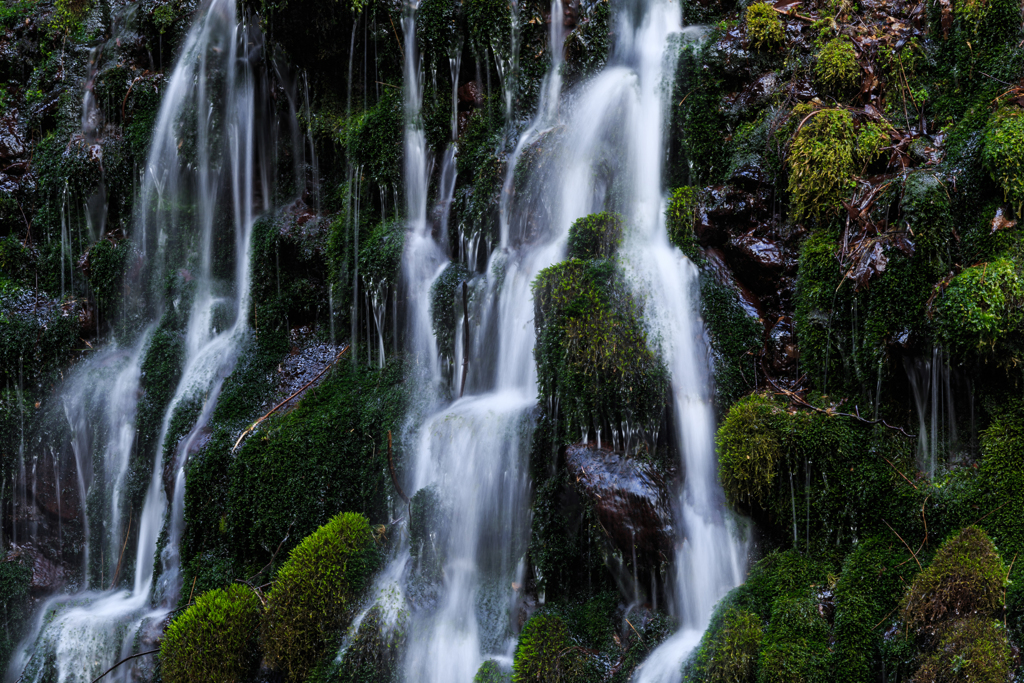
top-left (385, 0), bottom-right (747, 678)
top-left (7, 1), bottom-right (273, 680)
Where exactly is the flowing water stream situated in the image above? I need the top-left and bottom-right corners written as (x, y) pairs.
top-left (388, 0), bottom-right (747, 679)
top-left (7, 0), bottom-right (272, 679)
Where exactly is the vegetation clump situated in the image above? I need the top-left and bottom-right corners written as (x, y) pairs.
top-left (787, 109), bottom-right (856, 221)
top-left (716, 394), bottom-right (786, 507)
top-left (911, 616), bottom-right (1012, 683)
top-left (744, 2), bottom-right (785, 51)
top-left (936, 257), bottom-right (1024, 361)
top-left (160, 584), bottom-right (263, 683)
top-left (814, 38), bottom-right (860, 92)
top-left (901, 526), bottom-right (1006, 634)
top-left (704, 608), bottom-right (762, 683)
top-left (261, 512), bottom-right (379, 682)
top-left (567, 212), bottom-right (624, 260)
top-left (983, 106), bottom-right (1024, 216)
top-left (666, 187), bottom-right (699, 259)
top-left (512, 613), bottom-right (601, 682)
top-left (532, 257), bottom-right (668, 444)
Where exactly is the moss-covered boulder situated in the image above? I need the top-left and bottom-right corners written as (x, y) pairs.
top-left (476, 659), bottom-right (512, 683)
top-left (160, 584), bottom-right (263, 683)
top-left (983, 107), bottom-right (1024, 217)
top-left (566, 212), bottom-right (624, 260)
top-left (329, 604), bottom-right (406, 683)
top-left (261, 512), bottom-right (380, 682)
top-left (511, 613), bottom-right (602, 683)
top-left (532, 256), bottom-right (668, 444)
top-left (936, 257), bottom-right (1024, 363)
top-left (744, 2), bottom-right (784, 51)
top-left (911, 616), bottom-right (1012, 683)
top-left (756, 594), bottom-right (830, 683)
top-left (703, 608), bottom-right (763, 683)
top-left (717, 393), bottom-right (786, 508)
top-left (901, 526), bottom-right (1006, 635)
top-left (787, 109), bottom-right (856, 222)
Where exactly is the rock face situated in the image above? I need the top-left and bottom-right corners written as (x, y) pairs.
top-left (8, 544), bottom-right (65, 595)
top-left (563, 444), bottom-right (675, 563)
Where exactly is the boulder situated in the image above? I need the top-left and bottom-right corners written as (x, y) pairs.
top-left (563, 444), bottom-right (674, 562)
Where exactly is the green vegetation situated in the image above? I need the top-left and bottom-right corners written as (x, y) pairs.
top-left (0, 558), bottom-right (33, 673)
top-left (533, 256), bottom-right (668, 444)
top-left (703, 608), bottom-right (762, 683)
top-left (787, 109), bottom-right (856, 221)
top-left (983, 106), bottom-right (1024, 217)
top-left (936, 257), bottom-right (1024, 362)
top-left (717, 394), bottom-right (786, 507)
top-left (160, 584), bottom-right (263, 683)
top-left (261, 512), bottom-right (380, 682)
top-left (814, 38), bottom-right (860, 93)
top-left (666, 187), bottom-right (699, 259)
top-left (430, 262), bottom-right (471, 369)
top-left (566, 212), bottom-right (624, 260)
top-left (475, 660), bottom-right (511, 683)
top-left (511, 613), bottom-right (602, 683)
top-left (912, 617), bottom-right (1012, 683)
top-left (744, 2), bottom-right (784, 51)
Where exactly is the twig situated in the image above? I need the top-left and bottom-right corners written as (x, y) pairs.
top-left (246, 525), bottom-right (293, 585)
top-left (882, 518), bottom-right (921, 571)
top-left (233, 344), bottom-right (350, 452)
top-left (771, 5), bottom-right (815, 21)
top-left (1005, 552), bottom-right (1018, 628)
top-left (881, 456), bottom-right (918, 490)
top-left (109, 512), bottom-right (132, 589)
top-left (625, 619), bottom-right (647, 650)
top-left (873, 604), bottom-right (899, 629)
top-left (186, 575), bottom-right (197, 605)
top-left (968, 499), bottom-right (1009, 527)
top-left (387, 430), bottom-right (409, 505)
top-left (90, 649), bottom-right (160, 683)
top-left (387, 11), bottom-right (404, 60)
top-left (765, 375), bottom-right (917, 438)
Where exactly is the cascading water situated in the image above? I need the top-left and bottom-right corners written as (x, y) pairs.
top-left (7, 1), bottom-right (273, 680)
top-left (386, 0), bottom-right (747, 679)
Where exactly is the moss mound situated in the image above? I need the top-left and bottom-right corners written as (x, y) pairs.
top-left (532, 257), bottom-right (668, 442)
top-left (705, 608), bottom-right (763, 683)
top-left (745, 2), bottom-right (784, 51)
top-left (261, 512), bottom-right (379, 682)
top-left (787, 109), bottom-right (856, 221)
top-left (476, 659), bottom-right (512, 683)
top-left (901, 526), bottom-right (1006, 634)
top-left (717, 394), bottom-right (786, 507)
top-left (160, 584), bottom-right (263, 683)
top-left (512, 613), bottom-right (602, 683)
top-left (936, 257), bottom-right (1024, 361)
top-left (912, 616), bottom-right (1012, 683)
top-left (566, 212), bottom-right (624, 260)
top-left (666, 187), bottom-right (699, 259)
top-left (814, 38), bottom-right (860, 92)
top-left (983, 106), bottom-right (1024, 217)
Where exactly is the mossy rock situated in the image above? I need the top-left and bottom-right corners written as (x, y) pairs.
top-left (562, 0), bottom-right (612, 83)
top-left (704, 608), bottom-right (763, 683)
top-left (261, 512), bottom-right (380, 682)
top-left (814, 37), bottom-right (860, 93)
top-left (717, 393), bottom-right (787, 507)
top-left (936, 257), bottom-right (1024, 363)
top-left (911, 616), bottom-right (1012, 683)
top-left (983, 106), bottom-right (1024, 217)
top-left (160, 584), bottom-right (263, 683)
top-left (476, 659), bottom-right (512, 683)
top-left (0, 557), bottom-right (32, 672)
top-left (901, 526), bottom-right (1006, 635)
top-left (430, 262), bottom-right (471, 368)
top-left (567, 212), bottom-right (624, 260)
top-left (787, 108), bottom-right (856, 221)
top-left (744, 2), bottom-right (784, 51)
top-left (359, 217), bottom-right (405, 288)
top-left (532, 257), bottom-right (668, 445)
top-left (511, 613), bottom-right (603, 683)
top-left (329, 604), bottom-right (406, 683)
top-left (666, 187), bottom-right (699, 260)
top-left (756, 594), bottom-right (830, 683)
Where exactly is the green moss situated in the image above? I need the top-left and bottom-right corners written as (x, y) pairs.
top-left (83, 238), bottom-right (132, 314)
top-left (756, 594), bottom-right (829, 683)
top-left (359, 218), bottom-right (405, 287)
top-left (532, 258), bottom-right (668, 444)
top-left (430, 262), bottom-right (471, 368)
top-left (717, 394), bottom-right (787, 507)
top-left (465, 0), bottom-right (512, 57)
top-left (475, 659), bottom-right (511, 683)
top-left (855, 122), bottom-right (888, 169)
top-left (0, 557), bottom-right (32, 673)
top-left (912, 616), bottom-right (1012, 683)
top-left (745, 2), bottom-right (784, 51)
top-left (511, 613), bottom-right (602, 683)
top-left (787, 109), bottom-right (856, 222)
top-left (814, 38), bottom-right (860, 93)
top-left (902, 526), bottom-right (1006, 634)
top-left (983, 106), bottom-right (1024, 217)
top-left (666, 187), bottom-right (699, 260)
top-left (566, 212), bottom-right (624, 260)
top-left (352, 90), bottom-right (404, 191)
top-left (936, 257), bottom-right (1024, 362)
top-left (229, 358), bottom-right (406, 568)
top-left (563, 0), bottom-right (612, 82)
top-left (408, 485), bottom-right (448, 580)
top-left (328, 604), bottom-right (406, 683)
top-left (261, 512), bottom-right (379, 682)
top-left (704, 608), bottom-right (763, 683)
top-left (160, 584), bottom-right (263, 683)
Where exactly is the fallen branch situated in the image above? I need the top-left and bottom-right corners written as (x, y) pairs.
top-left (765, 375), bottom-right (917, 438)
top-left (388, 430), bottom-right (409, 505)
top-left (882, 518), bottom-right (922, 571)
top-left (459, 281), bottom-right (470, 398)
top-left (772, 5), bottom-right (815, 21)
top-left (90, 649), bottom-right (160, 683)
top-left (882, 455), bottom-right (918, 490)
top-left (109, 512), bottom-right (132, 589)
top-left (233, 344), bottom-right (351, 452)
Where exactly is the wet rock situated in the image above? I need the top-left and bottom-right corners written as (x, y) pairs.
top-left (726, 232), bottom-right (789, 293)
top-left (563, 444), bottom-right (674, 561)
top-left (458, 82), bottom-right (484, 108)
top-left (706, 247), bottom-right (765, 322)
top-left (32, 452), bottom-right (82, 523)
top-left (0, 113), bottom-right (25, 159)
top-left (8, 544), bottom-right (66, 595)
top-left (766, 315), bottom-right (799, 374)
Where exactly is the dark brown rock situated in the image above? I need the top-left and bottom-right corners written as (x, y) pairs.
top-left (563, 444), bottom-right (675, 561)
top-left (457, 82), bottom-right (483, 108)
top-left (8, 544), bottom-right (66, 595)
top-left (0, 114), bottom-right (24, 160)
